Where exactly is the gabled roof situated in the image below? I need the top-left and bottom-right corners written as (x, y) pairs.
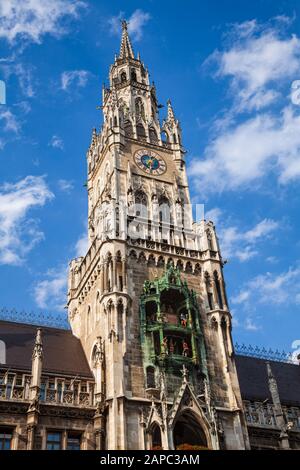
top-left (0, 320), bottom-right (93, 378)
top-left (236, 355), bottom-right (300, 407)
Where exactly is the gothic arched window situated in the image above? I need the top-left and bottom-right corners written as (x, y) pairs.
top-left (159, 196), bottom-right (171, 224)
top-left (87, 306), bottom-right (91, 334)
top-left (131, 69), bottom-right (137, 82)
top-left (214, 271), bottom-right (223, 310)
top-left (161, 131), bottom-right (169, 143)
top-left (96, 292), bottom-right (100, 323)
top-left (136, 123), bottom-right (146, 139)
top-left (146, 366), bottom-right (156, 389)
top-left (149, 127), bottom-right (158, 144)
top-left (135, 190), bottom-right (148, 218)
top-left (120, 71), bottom-right (127, 83)
top-left (124, 120), bottom-right (133, 137)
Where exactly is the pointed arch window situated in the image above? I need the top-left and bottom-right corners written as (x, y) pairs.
top-left (146, 366), bottom-right (156, 389)
top-left (135, 190), bottom-right (148, 218)
top-left (159, 196), bottom-right (171, 224)
top-left (96, 292), bottom-right (100, 323)
top-left (161, 131), bottom-right (169, 143)
top-left (124, 120), bottom-right (133, 137)
top-left (214, 271), bottom-right (223, 310)
top-left (120, 71), bottom-right (127, 83)
top-left (131, 69), bottom-right (137, 82)
top-left (87, 306), bottom-right (91, 334)
top-left (149, 127), bottom-right (158, 144)
top-left (137, 123), bottom-right (146, 140)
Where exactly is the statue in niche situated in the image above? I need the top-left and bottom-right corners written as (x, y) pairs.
top-left (161, 337), bottom-right (168, 355)
top-left (180, 312), bottom-right (188, 328)
top-left (93, 337), bottom-right (104, 366)
top-left (88, 217), bottom-right (95, 239)
top-left (175, 200), bottom-right (182, 225)
top-left (103, 203), bottom-right (113, 235)
top-left (143, 280), bottom-right (151, 294)
top-left (104, 180), bottom-right (112, 200)
top-left (127, 187), bottom-right (134, 214)
top-left (182, 340), bottom-right (190, 357)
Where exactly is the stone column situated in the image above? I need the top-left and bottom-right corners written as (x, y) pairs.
top-left (267, 362), bottom-right (290, 449)
top-left (100, 262), bottom-right (104, 293)
top-left (122, 257), bottom-right (127, 292)
top-left (27, 328), bottom-right (43, 450)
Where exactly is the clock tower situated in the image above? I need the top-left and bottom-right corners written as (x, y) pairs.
top-left (67, 21), bottom-right (250, 450)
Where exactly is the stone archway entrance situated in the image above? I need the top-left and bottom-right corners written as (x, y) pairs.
top-left (173, 411), bottom-right (208, 450)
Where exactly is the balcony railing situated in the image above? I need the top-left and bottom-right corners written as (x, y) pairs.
top-left (244, 400), bottom-right (300, 431)
top-left (0, 371), bottom-right (95, 408)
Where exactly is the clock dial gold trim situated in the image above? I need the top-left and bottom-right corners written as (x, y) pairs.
top-left (134, 149), bottom-right (167, 176)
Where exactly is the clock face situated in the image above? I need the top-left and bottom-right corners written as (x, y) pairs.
top-left (134, 149), bottom-right (167, 175)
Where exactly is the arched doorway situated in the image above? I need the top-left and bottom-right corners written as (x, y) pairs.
top-left (173, 411), bottom-right (208, 450)
top-left (150, 423), bottom-right (162, 450)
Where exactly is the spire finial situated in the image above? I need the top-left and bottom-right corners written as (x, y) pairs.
top-left (119, 19), bottom-right (134, 59)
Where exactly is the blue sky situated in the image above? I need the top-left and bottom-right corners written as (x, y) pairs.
top-left (0, 0), bottom-right (300, 355)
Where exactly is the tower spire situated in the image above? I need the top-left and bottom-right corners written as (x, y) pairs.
top-left (119, 20), bottom-right (134, 59)
top-left (167, 99), bottom-right (176, 122)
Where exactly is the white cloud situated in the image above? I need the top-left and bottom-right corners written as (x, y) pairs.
top-left (266, 256), bottom-right (278, 264)
top-left (75, 232), bottom-right (88, 257)
top-left (109, 9), bottom-right (151, 41)
top-left (205, 207), bottom-right (222, 226)
top-left (235, 265), bottom-right (300, 307)
top-left (244, 317), bottom-right (260, 331)
top-left (0, 61), bottom-right (36, 98)
top-left (189, 106), bottom-right (300, 192)
top-left (219, 218), bottom-right (278, 262)
top-left (34, 266), bottom-right (67, 310)
top-left (61, 70), bottom-right (90, 91)
top-left (32, 231), bottom-right (88, 311)
top-left (208, 18), bottom-right (300, 112)
top-left (49, 134), bottom-right (64, 150)
top-left (0, 108), bottom-right (20, 133)
top-left (0, 176), bottom-right (53, 265)
top-left (193, 19), bottom-right (300, 194)
top-left (0, 0), bottom-right (86, 44)
top-left (232, 290), bottom-right (250, 305)
top-left (58, 179), bottom-right (74, 193)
